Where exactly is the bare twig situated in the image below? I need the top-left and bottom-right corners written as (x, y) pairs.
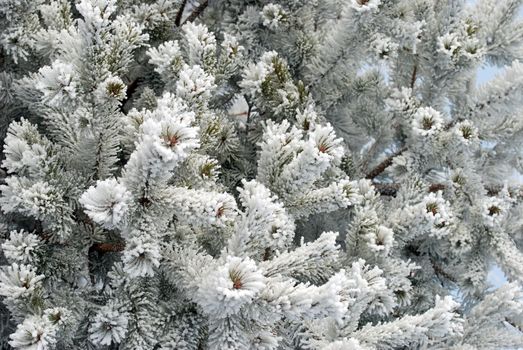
top-left (228, 111), bottom-right (249, 117)
top-left (175, 0), bottom-right (187, 26)
top-left (430, 258), bottom-right (457, 283)
top-left (428, 183), bottom-right (446, 193)
top-left (373, 183), bottom-right (400, 196)
top-left (90, 242), bottom-right (125, 253)
top-left (410, 64), bottom-right (418, 89)
top-left (365, 147), bottom-right (406, 180)
top-left (182, 0), bottom-right (209, 25)
top-left (373, 182), bottom-right (507, 197)
top-left (87, 241), bottom-right (124, 284)
top-left (120, 77), bottom-right (141, 113)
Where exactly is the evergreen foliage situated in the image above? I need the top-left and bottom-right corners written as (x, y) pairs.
top-left (1, 0), bottom-right (523, 349)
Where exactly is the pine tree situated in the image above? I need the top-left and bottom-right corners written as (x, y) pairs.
top-left (1, 0), bottom-right (523, 349)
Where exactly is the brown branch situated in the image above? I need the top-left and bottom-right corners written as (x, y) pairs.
top-left (373, 183), bottom-right (400, 196)
top-left (431, 258), bottom-right (457, 283)
top-left (89, 242), bottom-right (125, 253)
top-left (175, 0), bottom-right (187, 26)
top-left (87, 242), bottom-right (124, 284)
top-left (374, 182), bottom-right (507, 197)
top-left (0, 167), bottom-right (6, 185)
top-left (182, 0), bottom-right (209, 25)
top-left (119, 78), bottom-right (141, 113)
top-left (443, 118), bottom-right (463, 131)
top-left (365, 148), bottom-right (406, 180)
top-left (428, 183), bottom-right (446, 193)
top-left (410, 64), bottom-right (418, 89)
top-left (228, 111), bottom-right (249, 117)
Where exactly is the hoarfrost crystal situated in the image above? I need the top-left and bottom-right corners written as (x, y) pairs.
top-left (122, 234), bottom-right (161, 278)
top-left (196, 256), bottom-right (266, 317)
top-left (421, 191), bottom-right (453, 237)
top-left (79, 178), bottom-right (131, 229)
top-left (34, 61), bottom-right (77, 107)
top-left (261, 4), bottom-right (287, 30)
top-left (350, 0), bottom-right (381, 12)
top-left (1, 230), bottom-right (40, 264)
top-left (176, 64), bottom-right (216, 106)
top-left (89, 303), bottom-right (129, 346)
top-left (147, 40), bottom-right (184, 76)
top-left (1, 0), bottom-right (523, 348)
top-left (95, 75), bottom-right (127, 101)
top-left (0, 263), bottom-right (44, 299)
top-left (412, 107), bottom-right (444, 137)
top-left (9, 316), bottom-right (57, 350)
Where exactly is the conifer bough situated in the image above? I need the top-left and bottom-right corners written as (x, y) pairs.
top-left (0, 0), bottom-right (523, 349)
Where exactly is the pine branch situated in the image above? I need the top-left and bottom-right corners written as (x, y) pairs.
top-left (365, 148), bottom-right (406, 179)
top-left (182, 0), bottom-right (209, 25)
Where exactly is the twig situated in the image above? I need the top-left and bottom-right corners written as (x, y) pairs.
top-left (175, 0), bottom-right (187, 26)
top-left (365, 147), bottom-right (406, 180)
top-left (182, 0), bottom-right (209, 25)
top-left (246, 102), bottom-right (253, 123)
top-left (430, 258), bottom-right (457, 283)
top-left (0, 167), bottom-right (6, 185)
top-left (228, 111), bottom-right (249, 117)
top-left (373, 182), bottom-right (507, 197)
top-left (89, 242), bottom-right (125, 253)
top-left (87, 242), bottom-right (124, 284)
top-left (428, 183), bottom-right (446, 193)
top-left (373, 183), bottom-right (400, 196)
top-left (120, 78), bottom-right (141, 113)
top-left (410, 64), bottom-right (418, 89)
